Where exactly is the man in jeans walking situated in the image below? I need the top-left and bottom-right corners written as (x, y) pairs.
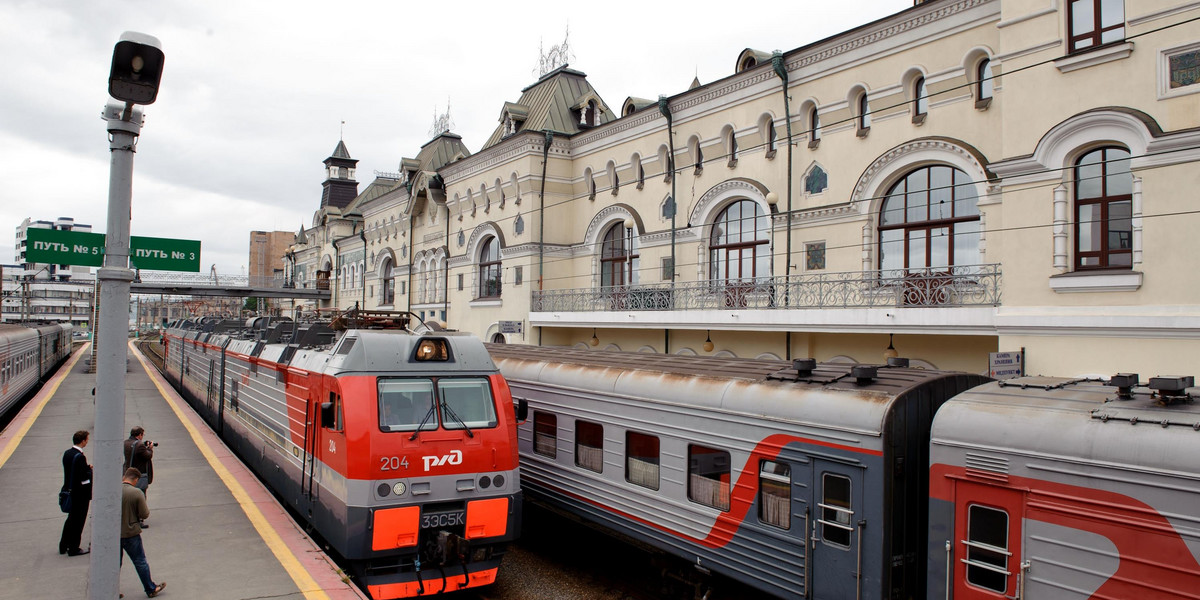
top-left (122, 467), bottom-right (166, 597)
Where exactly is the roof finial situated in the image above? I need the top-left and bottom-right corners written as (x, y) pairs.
top-left (534, 24), bottom-right (573, 79)
top-left (429, 99), bottom-right (454, 138)
top-left (340, 120), bottom-right (345, 140)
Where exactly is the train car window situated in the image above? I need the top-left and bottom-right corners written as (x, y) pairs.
top-left (575, 420), bottom-right (603, 472)
top-left (964, 504), bottom-right (1009, 593)
top-left (533, 412), bottom-right (557, 458)
top-left (688, 445), bottom-right (731, 511)
top-left (378, 379), bottom-right (438, 432)
top-left (758, 460), bottom-right (791, 529)
top-left (820, 473), bottom-right (853, 547)
top-left (438, 378), bottom-right (498, 429)
top-left (324, 392), bottom-right (345, 431)
top-left (625, 431), bottom-right (660, 490)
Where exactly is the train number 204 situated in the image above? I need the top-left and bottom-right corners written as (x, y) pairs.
top-left (379, 456), bottom-right (409, 471)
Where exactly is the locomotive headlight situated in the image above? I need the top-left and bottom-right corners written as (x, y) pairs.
top-left (392, 481), bottom-right (407, 496)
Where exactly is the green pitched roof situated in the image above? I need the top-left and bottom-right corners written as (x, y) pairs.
top-left (482, 65), bottom-right (616, 149)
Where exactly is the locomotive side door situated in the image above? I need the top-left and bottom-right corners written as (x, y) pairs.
top-left (809, 459), bottom-right (865, 600)
top-left (953, 481), bottom-right (1027, 600)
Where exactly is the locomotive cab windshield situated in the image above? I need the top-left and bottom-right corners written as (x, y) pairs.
top-left (379, 377), bottom-right (498, 433)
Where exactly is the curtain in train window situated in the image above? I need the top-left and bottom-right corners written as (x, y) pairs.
top-left (965, 504), bottom-right (1009, 593)
top-left (575, 420), bottom-right (604, 473)
top-left (821, 473), bottom-right (853, 547)
top-left (533, 412), bottom-right (557, 458)
top-left (759, 460), bottom-right (791, 529)
top-left (688, 444), bottom-right (731, 511)
top-left (625, 431), bottom-right (660, 490)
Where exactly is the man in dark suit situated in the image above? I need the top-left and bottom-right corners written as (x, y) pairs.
top-left (59, 430), bottom-right (93, 556)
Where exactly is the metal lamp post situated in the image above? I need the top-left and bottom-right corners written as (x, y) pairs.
top-left (92, 31), bottom-right (163, 600)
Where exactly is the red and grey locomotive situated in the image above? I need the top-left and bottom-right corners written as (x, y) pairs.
top-left (164, 311), bottom-right (522, 598)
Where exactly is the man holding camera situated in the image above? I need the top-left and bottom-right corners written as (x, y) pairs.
top-left (123, 427), bottom-right (155, 527)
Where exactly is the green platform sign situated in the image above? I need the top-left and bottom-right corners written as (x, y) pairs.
top-left (25, 228), bottom-right (201, 272)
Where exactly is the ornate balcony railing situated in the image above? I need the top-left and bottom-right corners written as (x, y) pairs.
top-left (531, 264), bottom-right (1001, 312)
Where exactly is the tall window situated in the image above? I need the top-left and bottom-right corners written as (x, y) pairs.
top-left (1075, 146), bottom-right (1132, 269)
top-left (914, 76), bottom-right (929, 117)
top-left (809, 107), bottom-right (821, 141)
top-left (575, 420), bottom-right (604, 472)
top-left (880, 165), bottom-right (981, 272)
top-left (478, 237), bottom-right (502, 298)
top-left (821, 473), bottom-right (853, 547)
top-left (759, 460), bottom-right (791, 529)
top-left (600, 223), bottom-right (638, 287)
top-left (381, 259), bottom-right (395, 304)
top-left (710, 200), bottom-right (770, 282)
top-left (858, 92), bottom-right (871, 130)
top-left (1068, 0), bottom-right (1125, 52)
top-left (977, 59), bottom-right (994, 102)
top-left (533, 412), bottom-right (557, 457)
top-left (965, 505), bottom-right (1010, 593)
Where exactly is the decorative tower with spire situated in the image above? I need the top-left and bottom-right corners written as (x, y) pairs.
top-left (321, 139), bottom-right (359, 209)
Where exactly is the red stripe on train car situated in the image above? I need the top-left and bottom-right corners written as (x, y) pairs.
top-left (931, 464), bottom-right (1200, 599)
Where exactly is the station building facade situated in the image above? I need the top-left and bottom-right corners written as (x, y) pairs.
top-left (287, 0), bottom-right (1200, 377)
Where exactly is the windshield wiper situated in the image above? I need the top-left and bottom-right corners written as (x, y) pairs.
top-left (408, 404), bottom-right (436, 441)
top-left (440, 401), bottom-right (474, 438)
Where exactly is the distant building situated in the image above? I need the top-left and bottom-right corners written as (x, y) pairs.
top-left (248, 230), bottom-right (294, 287)
top-left (3, 217), bottom-right (95, 326)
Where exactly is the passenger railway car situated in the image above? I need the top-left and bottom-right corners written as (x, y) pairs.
top-left (928, 375), bottom-right (1200, 600)
top-left (0, 322), bottom-right (72, 416)
top-left (487, 344), bottom-right (990, 600)
top-left (163, 312), bottom-right (522, 598)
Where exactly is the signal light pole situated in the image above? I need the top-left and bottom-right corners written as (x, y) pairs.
top-left (92, 31), bottom-right (163, 600)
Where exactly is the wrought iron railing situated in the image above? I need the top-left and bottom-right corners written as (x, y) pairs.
top-left (531, 264), bottom-right (1001, 312)
top-left (133, 271), bottom-right (293, 289)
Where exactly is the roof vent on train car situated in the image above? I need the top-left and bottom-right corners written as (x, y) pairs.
top-left (852, 365), bottom-right (878, 384)
top-left (1108, 373), bottom-right (1139, 400)
top-left (1148, 375), bottom-right (1195, 405)
top-left (793, 358), bottom-right (817, 377)
top-left (886, 357), bottom-right (910, 368)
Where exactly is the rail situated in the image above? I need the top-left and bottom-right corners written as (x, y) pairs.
top-left (531, 264), bottom-right (1001, 312)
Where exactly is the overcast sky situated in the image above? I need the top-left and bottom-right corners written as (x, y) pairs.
top-left (1, 0), bottom-right (910, 276)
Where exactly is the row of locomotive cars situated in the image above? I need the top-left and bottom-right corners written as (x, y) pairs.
top-left (161, 312), bottom-right (524, 599)
top-left (485, 344), bottom-right (1200, 600)
top-left (0, 322), bottom-right (72, 416)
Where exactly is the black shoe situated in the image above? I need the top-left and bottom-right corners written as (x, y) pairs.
top-left (67, 548), bottom-right (90, 556)
top-left (59, 546), bottom-right (67, 555)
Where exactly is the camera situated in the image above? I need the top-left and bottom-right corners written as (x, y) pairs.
top-left (144, 440), bottom-right (158, 447)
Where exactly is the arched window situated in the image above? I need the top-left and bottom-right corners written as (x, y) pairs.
top-left (710, 200), bottom-right (770, 282)
top-left (600, 223), bottom-right (639, 287)
top-left (879, 165), bottom-right (980, 273)
top-left (858, 92), bottom-right (871, 130)
top-left (1075, 147), bottom-right (1132, 269)
top-left (478, 237), bottom-right (502, 298)
top-left (914, 76), bottom-right (929, 118)
top-left (381, 258), bottom-right (395, 305)
top-left (977, 59), bottom-right (993, 102)
top-left (809, 106), bottom-right (821, 142)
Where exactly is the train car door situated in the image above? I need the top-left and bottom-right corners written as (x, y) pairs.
top-left (953, 481), bottom-right (1026, 600)
top-left (809, 459), bottom-right (865, 600)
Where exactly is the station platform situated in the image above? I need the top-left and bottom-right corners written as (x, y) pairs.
top-left (0, 342), bottom-right (368, 600)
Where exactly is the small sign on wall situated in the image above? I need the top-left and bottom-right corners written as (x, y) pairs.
top-left (989, 350), bottom-right (1024, 380)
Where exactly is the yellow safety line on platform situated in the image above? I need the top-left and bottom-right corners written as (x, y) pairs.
top-left (131, 342), bottom-right (331, 600)
top-left (0, 344), bottom-right (88, 470)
